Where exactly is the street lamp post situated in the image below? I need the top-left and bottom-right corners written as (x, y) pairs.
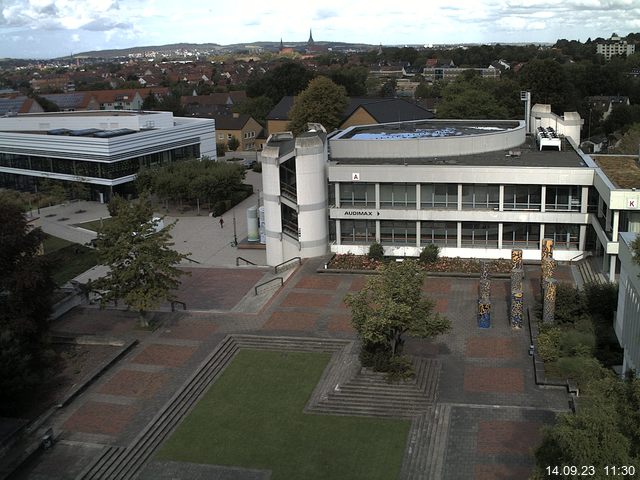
top-left (232, 210), bottom-right (238, 247)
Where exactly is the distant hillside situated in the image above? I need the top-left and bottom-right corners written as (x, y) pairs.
top-left (73, 43), bottom-right (224, 58)
top-left (71, 41), bottom-right (376, 59)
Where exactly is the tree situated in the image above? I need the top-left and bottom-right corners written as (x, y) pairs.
top-left (614, 123), bottom-right (640, 154)
top-left (437, 76), bottom-right (509, 119)
top-left (234, 95), bottom-right (274, 125)
top-left (246, 60), bottom-right (315, 104)
top-left (533, 376), bottom-right (640, 477)
top-left (94, 197), bottom-right (189, 327)
top-left (227, 135), bottom-right (240, 151)
top-left (0, 198), bottom-right (55, 414)
top-left (345, 260), bottom-right (451, 360)
top-left (288, 76), bottom-right (348, 134)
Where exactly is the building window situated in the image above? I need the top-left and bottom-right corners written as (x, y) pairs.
top-left (545, 186), bottom-right (581, 211)
top-left (218, 134), bottom-right (224, 140)
top-left (421, 184), bottom-right (457, 209)
top-left (421, 221), bottom-right (457, 246)
top-left (281, 204), bottom-right (298, 239)
top-left (380, 220), bottom-right (416, 245)
top-left (227, 134), bottom-right (232, 140)
top-left (461, 184), bottom-right (499, 210)
top-left (503, 185), bottom-right (541, 210)
top-left (380, 183), bottom-right (416, 208)
top-left (461, 222), bottom-right (499, 248)
top-left (340, 220), bottom-right (375, 244)
top-left (339, 183), bottom-right (375, 207)
top-left (502, 223), bottom-right (540, 248)
top-left (544, 224), bottom-right (579, 250)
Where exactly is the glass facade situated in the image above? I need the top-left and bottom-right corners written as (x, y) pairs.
top-left (340, 183), bottom-right (375, 207)
top-left (0, 145), bottom-right (200, 181)
top-left (380, 183), bottom-right (416, 208)
top-left (502, 223), bottom-right (540, 248)
top-left (544, 224), bottom-right (579, 249)
top-left (461, 222), bottom-right (499, 248)
top-left (421, 184), bottom-right (457, 209)
top-left (545, 186), bottom-right (581, 211)
top-left (340, 220), bottom-right (375, 244)
top-left (503, 185), bottom-right (541, 211)
top-left (380, 220), bottom-right (416, 245)
top-left (461, 184), bottom-right (500, 210)
top-left (421, 221), bottom-right (457, 246)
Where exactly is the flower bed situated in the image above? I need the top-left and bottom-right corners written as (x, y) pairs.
top-left (328, 253), bottom-right (511, 274)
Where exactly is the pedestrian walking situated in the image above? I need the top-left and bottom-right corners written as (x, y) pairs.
top-left (219, 217), bottom-right (224, 228)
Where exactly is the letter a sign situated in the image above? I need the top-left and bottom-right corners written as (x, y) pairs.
top-left (352, 172), bottom-right (360, 181)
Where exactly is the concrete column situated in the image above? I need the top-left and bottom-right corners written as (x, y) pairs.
top-left (376, 220), bottom-right (380, 243)
top-left (499, 185), bottom-right (504, 212)
top-left (457, 184), bottom-right (462, 211)
top-left (609, 254), bottom-right (617, 282)
top-left (579, 224), bottom-right (587, 251)
top-left (415, 184), bottom-right (421, 211)
top-left (334, 183), bottom-right (340, 208)
top-left (539, 224), bottom-right (545, 251)
top-left (581, 186), bottom-right (589, 214)
top-left (416, 221), bottom-right (421, 247)
top-left (375, 183), bottom-right (380, 210)
top-left (612, 210), bottom-right (620, 240)
top-left (498, 223), bottom-right (503, 249)
top-left (540, 185), bottom-right (546, 213)
top-left (335, 219), bottom-right (341, 245)
top-left (457, 222), bottom-right (462, 248)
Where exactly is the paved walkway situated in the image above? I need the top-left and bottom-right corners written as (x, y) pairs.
top-left (31, 170), bottom-right (266, 269)
top-left (11, 259), bottom-right (572, 480)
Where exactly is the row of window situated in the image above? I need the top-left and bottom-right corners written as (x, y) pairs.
top-left (0, 145), bottom-right (200, 180)
top-left (338, 220), bottom-right (579, 249)
top-left (335, 183), bottom-right (587, 212)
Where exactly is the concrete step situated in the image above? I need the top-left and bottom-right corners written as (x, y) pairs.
top-left (310, 404), bottom-right (421, 419)
top-left (423, 403), bottom-right (452, 480)
top-left (336, 385), bottom-right (428, 398)
top-left (78, 336), bottom-right (240, 480)
top-left (77, 445), bottom-right (125, 480)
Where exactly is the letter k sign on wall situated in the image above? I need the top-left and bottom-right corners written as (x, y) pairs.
top-left (628, 198), bottom-right (639, 209)
top-left (352, 172), bottom-right (360, 181)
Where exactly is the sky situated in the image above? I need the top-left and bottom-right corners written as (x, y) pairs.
top-left (1, 0), bottom-right (640, 59)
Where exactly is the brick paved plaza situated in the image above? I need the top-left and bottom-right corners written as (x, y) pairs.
top-left (13, 260), bottom-right (571, 480)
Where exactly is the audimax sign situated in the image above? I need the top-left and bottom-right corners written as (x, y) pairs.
top-left (343, 210), bottom-right (380, 216)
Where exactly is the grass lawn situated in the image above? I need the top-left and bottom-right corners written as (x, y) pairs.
top-left (74, 217), bottom-right (112, 232)
top-left (42, 234), bottom-right (99, 286)
top-left (157, 350), bottom-right (410, 480)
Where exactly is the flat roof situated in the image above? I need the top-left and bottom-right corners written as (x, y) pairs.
top-left (10, 110), bottom-right (155, 117)
top-left (331, 135), bottom-right (588, 168)
top-left (336, 119), bottom-right (520, 140)
top-left (592, 155), bottom-right (640, 189)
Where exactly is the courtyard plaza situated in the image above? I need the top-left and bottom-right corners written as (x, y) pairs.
top-left (9, 253), bottom-right (571, 480)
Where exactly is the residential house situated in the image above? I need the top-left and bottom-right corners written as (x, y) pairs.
top-left (0, 96), bottom-right (44, 116)
top-left (214, 113), bottom-right (263, 151)
top-left (181, 92), bottom-right (248, 117)
top-left (266, 96), bottom-right (434, 136)
top-left (40, 92), bottom-right (99, 111)
top-left (587, 96), bottom-right (631, 120)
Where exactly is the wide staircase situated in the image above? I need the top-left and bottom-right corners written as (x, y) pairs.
top-left (400, 404), bottom-right (452, 480)
top-left (76, 335), bottom-right (349, 480)
top-left (575, 255), bottom-right (608, 285)
top-left (309, 357), bottom-right (441, 419)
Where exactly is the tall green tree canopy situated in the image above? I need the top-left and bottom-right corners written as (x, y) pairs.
top-left (95, 197), bottom-right (189, 326)
top-left (437, 74), bottom-right (513, 119)
top-left (345, 260), bottom-right (451, 357)
top-left (288, 76), bottom-right (348, 134)
top-left (0, 198), bottom-right (55, 414)
top-left (246, 61), bottom-right (315, 104)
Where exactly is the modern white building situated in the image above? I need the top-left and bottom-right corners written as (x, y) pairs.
top-left (0, 110), bottom-right (216, 201)
top-left (260, 105), bottom-right (640, 281)
top-left (615, 232), bottom-right (640, 376)
top-left (596, 33), bottom-right (636, 60)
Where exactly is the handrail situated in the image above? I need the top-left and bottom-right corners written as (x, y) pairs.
top-left (254, 277), bottom-right (283, 295)
top-left (568, 251), bottom-right (592, 264)
top-left (184, 256), bottom-right (202, 264)
top-left (274, 256), bottom-right (301, 274)
top-left (236, 256), bottom-right (257, 266)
